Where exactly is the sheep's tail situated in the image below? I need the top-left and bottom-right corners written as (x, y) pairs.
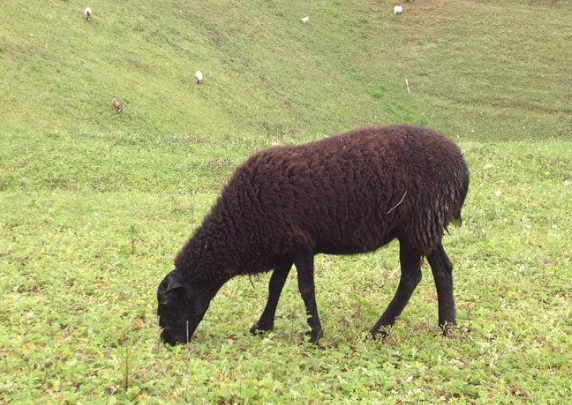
top-left (450, 165), bottom-right (470, 228)
top-left (450, 214), bottom-right (462, 228)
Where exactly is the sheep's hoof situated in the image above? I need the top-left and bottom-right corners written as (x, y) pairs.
top-left (250, 322), bottom-right (273, 335)
top-left (440, 322), bottom-right (456, 338)
top-left (367, 328), bottom-right (390, 341)
top-left (305, 329), bottom-right (323, 345)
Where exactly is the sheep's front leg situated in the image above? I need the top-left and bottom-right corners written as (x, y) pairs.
top-left (295, 252), bottom-right (323, 344)
top-left (427, 242), bottom-right (456, 336)
top-left (250, 263), bottom-right (292, 334)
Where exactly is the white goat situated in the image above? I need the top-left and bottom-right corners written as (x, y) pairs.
top-left (394, 5), bottom-right (403, 15)
top-left (84, 7), bottom-right (92, 21)
top-left (299, 16), bottom-right (309, 24)
top-left (195, 71), bottom-right (204, 84)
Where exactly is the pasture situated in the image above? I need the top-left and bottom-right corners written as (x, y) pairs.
top-left (1, 0), bottom-right (571, 403)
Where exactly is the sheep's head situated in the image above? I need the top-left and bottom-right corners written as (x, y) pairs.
top-left (157, 269), bottom-right (212, 345)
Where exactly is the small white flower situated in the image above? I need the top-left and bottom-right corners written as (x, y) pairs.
top-left (564, 180), bottom-right (571, 186)
top-left (525, 224), bottom-right (531, 230)
top-left (451, 358), bottom-right (466, 368)
top-left (483, 163), bottom-right (494, 170)
top-left (494, 191), bottom-right (502, 197)
top-left (552, 224), bottom-right (557, 230)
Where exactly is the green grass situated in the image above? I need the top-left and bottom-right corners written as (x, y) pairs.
top-left (1, 0), bottom-right (571, 403)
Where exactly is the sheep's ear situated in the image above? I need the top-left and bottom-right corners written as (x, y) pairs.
top-left (165, 271), bottom-right (184, 293)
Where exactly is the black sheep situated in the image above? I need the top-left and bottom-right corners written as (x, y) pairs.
top-left (157, 124), bottom-right (469, 345)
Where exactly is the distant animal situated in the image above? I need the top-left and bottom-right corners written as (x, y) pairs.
top-left (300, 16), bottom-right (310, 23)
top-left (157, 125), bottom-right (470, 346)
top-left (84, 7), bottom-right (92, 21)
top-left (195, 71), bottom-right (203, 84)
top-left (394, 5), bottom-right (404, 15)
top-left (112, 98), bottom-right (123, 113)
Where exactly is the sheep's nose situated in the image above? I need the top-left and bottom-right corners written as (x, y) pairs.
top-left (160, 329), bottom-right (176, 346)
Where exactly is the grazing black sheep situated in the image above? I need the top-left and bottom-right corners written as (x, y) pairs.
top-left (157, 124), bottom-right (469, 345)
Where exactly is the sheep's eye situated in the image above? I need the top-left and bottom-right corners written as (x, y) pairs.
top-left (161, 300), bottom-right (168, 306)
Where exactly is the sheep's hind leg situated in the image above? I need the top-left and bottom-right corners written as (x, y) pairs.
top-left (295, 252), bottom-right (323, 344)
top-left (369, 238), bottom-right (422, 339)
top-left (250, 263), bottom-right (292, 335)
top-left (427, 242), bottom-right (456, 336)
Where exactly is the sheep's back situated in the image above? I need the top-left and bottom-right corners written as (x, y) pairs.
top-left (222, 125), bottom-right (468, 257)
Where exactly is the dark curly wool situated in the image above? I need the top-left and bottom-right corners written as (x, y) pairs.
top-left (158, 124), bottom-right (469, 345)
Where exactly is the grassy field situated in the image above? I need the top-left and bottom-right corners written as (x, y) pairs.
top-left (1, 0), bottom-right (571, 403)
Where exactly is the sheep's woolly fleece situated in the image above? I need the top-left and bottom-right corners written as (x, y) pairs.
top-left (175, 124), bottom-right (469, 284)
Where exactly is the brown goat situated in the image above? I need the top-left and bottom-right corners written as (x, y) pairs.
top-left (112, 98), bottom-right (123, 113)
top-left (157, 125), bottom-right (469, 345)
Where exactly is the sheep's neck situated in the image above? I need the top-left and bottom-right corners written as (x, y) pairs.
top-left (175, 215), bottom-right (241, 284)
top-left (176, 201), bottom-right (273, 285)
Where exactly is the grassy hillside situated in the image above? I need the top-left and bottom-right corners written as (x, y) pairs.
top-left (1, 0), bottom-right (570, 143)
top-left (1, 0), bottom-right (571, 404)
